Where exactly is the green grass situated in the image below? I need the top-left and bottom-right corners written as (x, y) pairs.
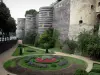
top-left (4, 60), bottom-right (16, 68)
top-left (4, 55), bottom-right (87, 71)
top-left (12, 46), bottom-right (53, 56)
top-left (93, 64), bottom-right (100, 69)
top-left (18, 56), bottom-right (87, 70)
top-left (89, 64), bottom-right (100, 75)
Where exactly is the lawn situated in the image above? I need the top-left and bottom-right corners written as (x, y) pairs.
top-left (89, 64), bottom-right (100, 75)
top-left (4, 55), bottom-right (87, 70)
top-left (12, 45), bottom-right (54, 56)
top-left (4, 59), bottom-right (16, 68)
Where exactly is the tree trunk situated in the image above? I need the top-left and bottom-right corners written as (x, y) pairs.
top-left (45, 48), bottom-right (49, 53)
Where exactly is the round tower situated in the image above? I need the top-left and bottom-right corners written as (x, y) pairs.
top-left (38, 6), bottom-right (53, 34)
top-left (68, 0), bottom-right (96, 40)
top-left (25, 14), bottom-right (36, 36)
top-left (16, 18), bottom-right (25, 39)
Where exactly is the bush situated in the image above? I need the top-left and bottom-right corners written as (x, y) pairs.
top-left (78, 30), bottom-right (100, 58)
top-left (91, 69), bottom-right (100, 73)
top-left (58, 60), bottom-right (68, 66)
top-left (51, 63), bottom-right (57, 67)
top-left (74, 69), bottom-right (88, 75)
top-left (26, 50), bottom-right (36, 52)
top-left (63, 39), bottom-right (77, 54)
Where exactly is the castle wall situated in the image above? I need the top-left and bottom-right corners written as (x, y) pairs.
top-left (25, 14), bottom-right (36, 36)
top-left (53, 0), bottom-right (70, 41)
top-left (16, 18), bottom-right (25, 39)
top-left (69, 0), bottom-right (96, 40)
top-left (38, 6), bottom-right (53, 34)
top-left (96, 0), bottom-right (100, 12)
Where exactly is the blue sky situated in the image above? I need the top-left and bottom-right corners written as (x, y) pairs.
top-left (3, 0), bottom-right (56, 20)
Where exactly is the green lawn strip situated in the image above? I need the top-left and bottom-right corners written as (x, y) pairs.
top-left (12, 46), bottom-right (51, 56)
top-left (89, 64), bottom-right (100, 75)
top-left (23, 44), bottom-right (54, 54)
top-left (49, 48), bottom-right (62, 52)
top-left (4, 59), bottom-right (16, 68)
top-left (12, 47), bottom-right (19, 56)
top-left (67, 57), bottom-right (87, 69)
top-left (93, 64), bottom-right (100, 69)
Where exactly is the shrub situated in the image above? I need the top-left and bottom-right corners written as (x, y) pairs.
top-left (51, 63), bottom-right (57, 67)
top-left (78, 30), bottom-right (100, 58)
top-left (58, 60), bottom-right (68, 66)
top-left (91, 69), bottom-right (100, 73)
top-left (74, 69), bottom-right (88, 75)
top-left (26, 50), bottom-right (36, 52)
top-left (63, 39), bottom-right (77, 54)
top-left (32, 63), bottom-right (48, 68)
top-left (24, 56), bottom-right (35, 63)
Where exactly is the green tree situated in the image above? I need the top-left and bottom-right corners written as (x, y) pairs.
top-left (25, 9), bottom-right (38, 17)
top-left (39, 28), bottom-right (55, 48)
top-left (44, 43), bottom-right (49, 53)
top-left (78, 30), bottom-right (100, 58)
top-left (0, 2), bottom-right (11, 41)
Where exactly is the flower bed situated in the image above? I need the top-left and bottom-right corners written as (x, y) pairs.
top-left (36, 58), bottom-right (56, 63)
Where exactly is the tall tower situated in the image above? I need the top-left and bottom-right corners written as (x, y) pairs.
top-left (25, 14), bottom-right (36, 36)
top-left (16, 18), bottom-right (25, 39)
top-left (38, 6), bottom-right (53, 34)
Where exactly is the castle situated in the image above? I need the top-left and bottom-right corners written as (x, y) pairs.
top-left (16, 0), bottom-right (100, 41)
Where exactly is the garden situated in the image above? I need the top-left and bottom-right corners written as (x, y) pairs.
top-left (4, 55), bottom-right (87, 75)
top-left (12, 44), bottom-right (54, 56)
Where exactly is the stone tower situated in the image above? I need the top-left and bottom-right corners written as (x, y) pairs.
top-left (38, 6), bottom-right (53, 34)
top-left (25, 14), bottom-right (36, 36)
top-left (68, 0), bottom-right (96, 40)
top-left (96, 0), bottom-right (100, 34)
top-left (16, 18), bottom-right (25, 39)
top-left (53, 0), bottom-right (70, 41)
top-left (53, 0), bottom-right (97, 41)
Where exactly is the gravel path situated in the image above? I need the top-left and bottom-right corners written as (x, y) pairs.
top-left (0, 44), bottom-right (17, 75)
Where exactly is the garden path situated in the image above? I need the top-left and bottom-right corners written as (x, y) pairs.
top-left (0, 44), bottom-right (17, 75)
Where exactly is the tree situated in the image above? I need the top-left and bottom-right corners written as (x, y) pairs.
top-left (44, 43), bottom-right (49, 53)
top-left (4, 17), bottom-right (16, 40)
top-left (0, 2), bottom-right (11, 41)
top-left (38, 28), bottom-right (55, 48)
top-left (25, 9), bottom-right (38, 17)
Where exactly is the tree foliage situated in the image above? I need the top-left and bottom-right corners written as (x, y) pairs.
top-left (25, 9), bottom-right (38, 17)
top-left (78, 30), bottom-right (100, 58)
top-left (38, 28), bottom-right (55, 48)
top-left (0, 2), bottom-right (16, 41)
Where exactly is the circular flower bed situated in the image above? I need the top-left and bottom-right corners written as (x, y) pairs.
top-left (3, 55), bottom-right (87, 75)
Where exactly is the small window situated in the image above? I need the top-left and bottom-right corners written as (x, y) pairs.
top-left (79, 20), bottom-right (83, 24)
top-left (98, 2), bottom-right (100, 6)
top-left (91, 5), bottom-right (94, 9)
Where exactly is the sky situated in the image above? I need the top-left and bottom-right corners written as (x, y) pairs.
top-left (3, 0), bottom-right (56, 21)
